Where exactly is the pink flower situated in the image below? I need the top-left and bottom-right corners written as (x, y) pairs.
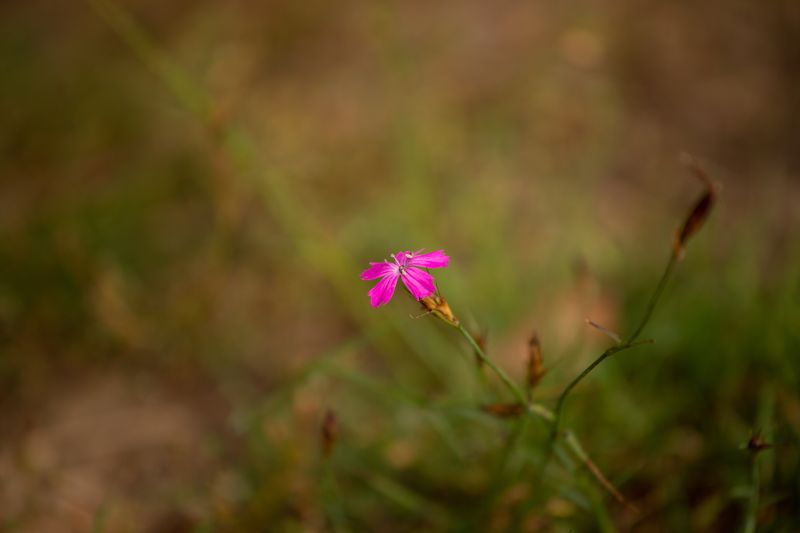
top-left (360, 249), bottom-right (450, 308)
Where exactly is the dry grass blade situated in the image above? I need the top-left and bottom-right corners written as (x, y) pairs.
top-left (564, 432), bottom-right (639, 513)
top-left (585, 319), bottom-right (621, 344)
top-left (582, 455), bottom-right (639, 514)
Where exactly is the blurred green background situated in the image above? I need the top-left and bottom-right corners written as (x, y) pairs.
top-left (1, 1), bottom-right (799, 531)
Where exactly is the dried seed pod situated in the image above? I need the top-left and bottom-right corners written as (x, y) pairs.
top-left (481, 402), bottom-right (526, 419)
top-left (747, 432), bottom-right (772, 455)
top-left (673, 161), bottom-right (720, 259)
top-left (527, 333), bottom-right (546, 389)
top-left (420, 294), bottom-right (459, 326)
top-left (321, 409), bottom-right (338, 457)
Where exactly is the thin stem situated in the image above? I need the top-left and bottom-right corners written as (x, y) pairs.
top-left (529, 402), bottom-right (556, 422)
top-left (743, 454), bottom-right (760, 533)
top-left (536, 252), bottom-right (677, 496)
top-left (552, 340), bottom-right (653, 436)
top-left (628, 254), bottom-right (677, 343)
top-left (458, 323), bottom-right (527, 405)
top-left (537, 340), bottom-right (651, 498)
top-left (549, 251), bottom-right (677, 448)
top-left (456, 313), bottom-right (631, 508)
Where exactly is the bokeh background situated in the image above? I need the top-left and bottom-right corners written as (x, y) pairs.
top-left (1, 1), bottom-right (799, 531)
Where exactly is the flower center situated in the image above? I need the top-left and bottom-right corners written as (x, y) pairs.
top-left (390, 252), bottom-right (415, 274)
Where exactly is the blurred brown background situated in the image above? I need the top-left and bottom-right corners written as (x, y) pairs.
top-left (1, 1), bottom-right (799, 531)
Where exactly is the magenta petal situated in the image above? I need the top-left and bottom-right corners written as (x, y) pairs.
top-left (361, 262), bottom-right (397, 280)
top-left (408, 250), bottom-right (449, 269)
top-left (391, 251), bottom-right (412, 266)
top-left (401, 267), bottom-right (437, 300)
top-left (368, 274), bottom-right (399, 307)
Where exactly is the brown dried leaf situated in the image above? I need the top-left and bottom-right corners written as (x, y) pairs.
top-left (481, 402), bottom-right (526, 419)
top-left (582, 454), bottom-right (639, 513)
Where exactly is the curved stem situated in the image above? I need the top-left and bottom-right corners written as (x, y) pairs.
top-left (555, 253), bottom-right (678, 431)
top-left (543, 252), bottom-right (677, 476)
top-left (552, 340), bottom-right (653, 436)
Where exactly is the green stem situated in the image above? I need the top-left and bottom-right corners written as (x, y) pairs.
top-left (627, 254), bottom-right (677, 343)
top-left (743, 454), bottom-right (760, 533)
top-left (548, 252), bottom-right (677, 454)
top-left (552, 340), bottom-right (653, 437)
top-left (458, 323), bottom-right (528, 405)
top-left (456, 323), bottom-right (564, 427)
top-left (454, 309), bottom-right (633, 509)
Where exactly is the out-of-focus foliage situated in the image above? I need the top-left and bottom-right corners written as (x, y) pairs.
top-left (1, 0), bottom-right (798, 531)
